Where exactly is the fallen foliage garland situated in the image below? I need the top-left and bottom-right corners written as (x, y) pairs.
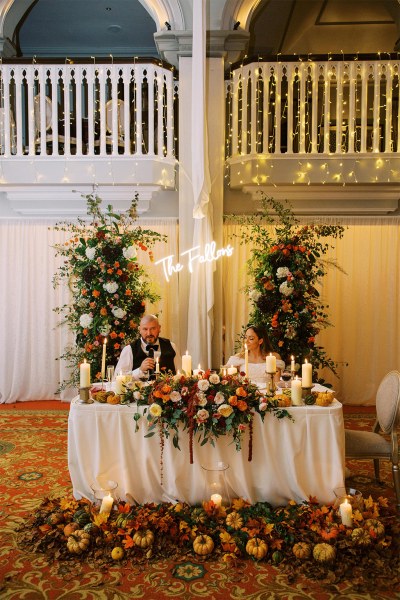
top-left (17, 495), bottom-right (400, 594)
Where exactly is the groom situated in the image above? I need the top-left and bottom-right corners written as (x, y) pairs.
top-left (114, 314), bottom-right (177, 379)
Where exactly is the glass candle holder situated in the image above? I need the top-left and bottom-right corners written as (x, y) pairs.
top-left (201, 462), bottom-right (231, 508)
top-left (90, 478), bottom-right (118, 509)
top-left (333, 486), bottom-right (363, 512)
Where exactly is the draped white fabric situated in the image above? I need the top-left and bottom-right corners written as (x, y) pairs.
top-left (0, 218), bottom-right (178, 403)
top-left (187, 0), bottom-right (215, 369)
top-left (223, 217), bottom-right (400, 405)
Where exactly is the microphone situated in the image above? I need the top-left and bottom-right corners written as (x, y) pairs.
top-left (146, 345), bottom-right (155, 379)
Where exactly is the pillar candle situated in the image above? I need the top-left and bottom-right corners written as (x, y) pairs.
top-left (266, 353), bottom-right (276, 373)
top-left (100, 493), bottom-right (114, 514)
top-left (291, 355), bottom-right (295, 371)
top-left (115, 372), bottom-right (125, 395)
top-left (339, 498), bottom-right (353, 527)
top-left (182, 351), bottom-right (192, 376)
top-left (101, 338), bottom-right (107, 380)
top-left (211, 493), bottom-right (222, 507)
top-left (193, 364), bottom-right (202, 377)
top-left (301, 359), bottom-right (312, 387)
top-left (291, 377), bottom-right (302, 405)
top-left (80, 359), bottom-right (91, 388)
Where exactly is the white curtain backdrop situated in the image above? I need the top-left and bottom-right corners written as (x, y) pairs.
top-left (0, 218), bottom-right (178, 403)
top-left (223, 217), bottom-right (400, 405)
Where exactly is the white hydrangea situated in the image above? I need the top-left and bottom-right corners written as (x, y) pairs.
top-left (112, 307), bottom-right (126, 319)
top-left (79, 313), bottom-right (93, 328)
top-left (103, 282), bottom-right (119, 294)
top-left (197, 379), bottom-right (210, 392)
top-left (276, 267), bottom-right (291, 279)
top-left (279, 281), bottom-right (294, 296)
top-left (85, 247), bottom-right (96, 260)
top-left (209, 373), bottom-right (220, 384)
top-left (123, 245), bottom-right (137, 260)
top-left (249, 288), bottom-right (261, 302)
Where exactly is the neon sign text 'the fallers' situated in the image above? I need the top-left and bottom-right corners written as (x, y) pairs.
top-left (155, 242), bottom-right (234, 282)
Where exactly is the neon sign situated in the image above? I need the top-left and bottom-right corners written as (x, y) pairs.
top-left (155, 241), bottom-right (234, 282)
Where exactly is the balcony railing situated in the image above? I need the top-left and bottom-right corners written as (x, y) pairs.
top-left (225, 58), bottom-right (399, 158)
top-left (0, 61), bottom-right (178, 159)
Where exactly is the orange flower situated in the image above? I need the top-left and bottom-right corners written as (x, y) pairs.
top-left (82, 289), bottom-right (87, 296)
top-left (264, 280), bottom-right (275, 291)
top-left (100, 307), bottom-right (107, 316)
top-left (237, 400), bottom-right (248, 411)
top-left (92, 290), bottom-right (100, 298)
top-left (89, 302), bottom-right (96, 308)
top-left (116, 269), bottom-right (123, 276)
top-left (110, 331), bottom-right (118, 339)
top-left (82, 328), bottom-right (88, 336)
top-left (236, 387), bottom-right (247, 398)
top-left (228, 395), bottom-right (238, 406)
top-left (153, 390), bottom-right (163, 399)
top-left (114, 343), bottom-right (120, 350)
top-left (125, 289), bottom-right (132, 296)
top-left (161, 384), bottom-right (172, 394)
top-left (119, 332), bottom-right (125, 339)
top-left (107, 268), bottom-right (113, 274)
top-left (114, 262), bottom-right (120, 268)
top-left (162, 395), bottom-right (171, 402)
top-left (129, 320), bottom-right (137, 328)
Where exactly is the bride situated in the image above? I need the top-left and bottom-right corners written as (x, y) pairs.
top-left (226, 325), bottom-right (285, 384)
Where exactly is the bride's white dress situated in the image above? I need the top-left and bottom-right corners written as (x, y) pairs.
top-left (226, 355), bottom-right (285, 385)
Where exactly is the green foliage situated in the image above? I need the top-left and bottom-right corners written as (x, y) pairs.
top-left (229, 195), bottom-right (345, 376)
top-left (51, 192), bottom-right (166, 390)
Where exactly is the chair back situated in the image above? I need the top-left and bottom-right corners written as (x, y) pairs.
top-left (376, 370), bottom-right (400, 434)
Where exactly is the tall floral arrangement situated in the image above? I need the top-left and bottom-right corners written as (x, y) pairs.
top-left (52, 192), bottom-right (165, 390)
top-left (231, 195), bottom-right (345, 375)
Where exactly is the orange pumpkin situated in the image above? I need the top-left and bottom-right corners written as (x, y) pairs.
top-left (246, 537), bottom-right (268, 560)
top-left (133, 529), bottom-right (154, 548)
top-left (193, 534), bottom-right (214, 555)
top-left (63, 522), bottom-right (79, 537)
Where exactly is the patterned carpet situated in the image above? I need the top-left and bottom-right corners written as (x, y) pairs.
top-left (0, 408), bottom-right (398, 600)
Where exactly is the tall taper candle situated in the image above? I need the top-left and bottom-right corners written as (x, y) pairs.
top-left (101, 338), bottom-right (107, 380)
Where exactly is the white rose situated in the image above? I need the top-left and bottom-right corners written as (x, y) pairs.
top-left (214, 391), bottom-right (225, 405)
top-left (196, 392), bottom-right (208, 407)
top-left (279, 281), bottom-right (294, 297)
top-left (170, 391), bottom-right (181, 403)
top-left (209, 373), bottom-right (220, 384)
top-left (79, 313), bottom-right (93, 328)
top-left (276, 267), bottom-right (291, 279)
top-left (112, 307), bottom-right (127, 319)
top-left (133, 391), bottom-right (142, 401)
top-left (103, 282), bottom-right (119, 294)
top-left (85, 247), bottom-right (96, 260)
top-left (123, 245), bottom-right (137, 260)
top-left (259, 402), bottom-right (268, 412)
top-left (249, 288), bottom-right (261, 302)
top-left (196, 408), bottom-right (209, 422)
top-left (197, 379), bottom-right (210, 392)
top-left (149, 403), bottom-right (162, 417)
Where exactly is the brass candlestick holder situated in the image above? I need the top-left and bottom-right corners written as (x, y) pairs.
top-left (301, 386), bottom-right (313, 401)
top-left (79, 386), bottom-right (93, 403)
top-left (266, 371), bottom-right (277, 395)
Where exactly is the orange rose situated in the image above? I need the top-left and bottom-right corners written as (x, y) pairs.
top-left (114, 262), bottom-right (120, 268)
top-left (154, 390), bottom-right (163, 399)
top-left (228, 395), bottom-right (238, 406)
top-left (119, 332), bottom-right (125, 339)
top-left (116, 269), bottom-right (123, 276)
top-left (82, 328), bottom-right (88, 336)
top-left (113, 343), bottom-right (120, 349)
top-left (82, 289), bottom-right (87, 295)
top-left (92, 290), bottom-right (100, 298)
top-left (237, 400), bottom-right (248, 412)
top-left (161, 384), bottom-right (172, 394)
top-left (100, 307), bottom-right (107, 316)
top-left (110, 331), bottom-right (118, 339)
top-left (162, 395), bottom-right (170, 402)
top-left (125, 289), bottom-right (132, 296)
top-left (107, 268), bottom-right (113, 274)
top-left (236, 387), bottom-right (247, 398)
top-left (89, 302), bottom-right (96, 308)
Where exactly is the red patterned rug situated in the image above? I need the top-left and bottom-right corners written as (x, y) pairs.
top-left (0, 408), bottom-right (398, 600)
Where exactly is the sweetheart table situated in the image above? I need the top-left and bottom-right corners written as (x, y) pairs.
top-left (68, 396), bottom-right (345, 507)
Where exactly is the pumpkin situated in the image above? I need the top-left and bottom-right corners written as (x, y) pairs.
top-left (95, 391), bottom-right (108, 403)
top-left (133, 529), bottom-right (154, 549)
top-left (351, 528), bottom-right (372, 546)
top-left (47, 511), bottom-right (64, 525)
top-left (226, 511), bottom-right (244, 530)
top-left (277, 395), bottom-right (291, 407)
top-left (246, 537), bottom-right (268, 560)
top-left (73, 508), bottom-right (91, 527)
top-left (292, 542), bottom-right (312, 560)
top-left (272, 550), bottom-right (283, 564)
top-left (304, 394), bottom-right (316, 405)
top-left (193, 534), bottom-right (215, 555)
top-left (67, 530), bottom-right (91, 554)
top-left (364, 519), bottom-right (385, 539)
top-left (111, 546), bottom-right (124, 560)
top-left (116, 511), bottom-right (134, 529)
top-left (312, 543), bottom-right (336, 563)
top-left (83, 522), bottom-right (100, 535)
top-left (315, 391), bottom-right (335, 406)
top-left (107, 393), bottom-right (121, 405)
top-left (63, 522), bottom-right (79, 537)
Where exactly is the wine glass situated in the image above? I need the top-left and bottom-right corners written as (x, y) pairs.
top-left (281, 369), bottom-right (291, 388)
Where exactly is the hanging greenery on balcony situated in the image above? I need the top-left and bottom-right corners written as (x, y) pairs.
top-left (51, 193), bottom-right (165, 391)
top-left (230, 195), bottom-right (345, 376)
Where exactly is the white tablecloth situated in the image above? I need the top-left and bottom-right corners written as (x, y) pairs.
top-left (68, 397), bottom-right (345, 507)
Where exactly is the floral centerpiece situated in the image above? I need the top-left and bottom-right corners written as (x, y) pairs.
top-left (125, 370), bottom-right (292, 480)
top-left (52, 192), bottom-right (165, 390)
top-left (229, 195), bottom-right (345, 376)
